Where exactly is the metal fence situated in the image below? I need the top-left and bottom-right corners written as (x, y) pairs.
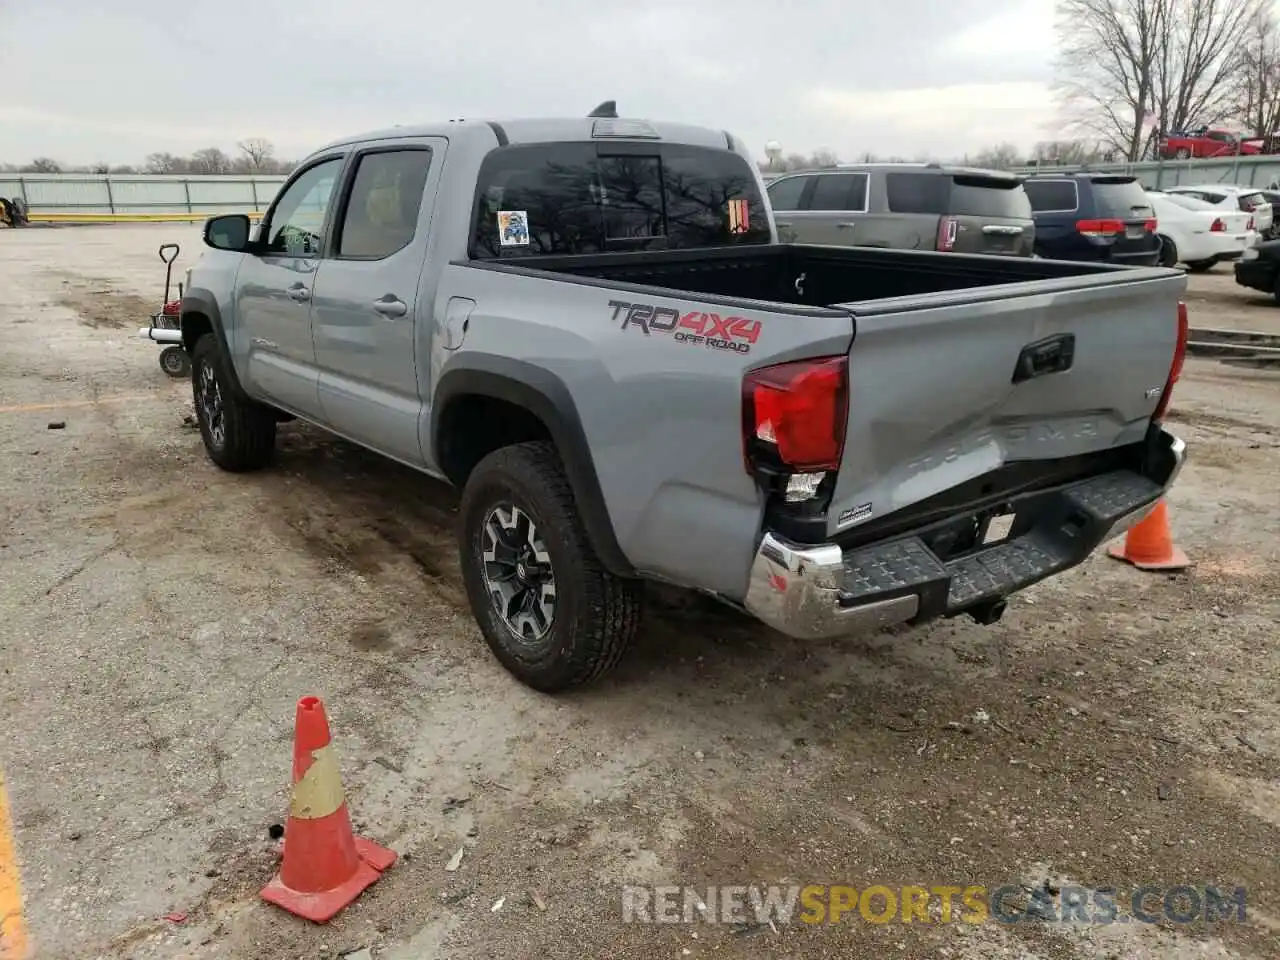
top-left (7, 156), bottom-right (1280, 222)
top-left (0, 173), bottom-right (287, 221)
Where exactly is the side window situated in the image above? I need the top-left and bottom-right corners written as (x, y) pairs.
top-left (884, 173), bottom-right (949, 214)
top-left (265, 158), bottom-right (343, 256)
top-left (336, 149), bottom-right (434, 259)
top-left (808, 175), bottom-right (856, 211)
top-left (766, 176), bottom-right (809, 211)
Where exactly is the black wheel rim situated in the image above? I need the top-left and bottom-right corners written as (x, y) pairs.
top-left (196, 359), bottom-right (225, 449)
top-left (480, 503), bottom-right (557, 645)
top-left (162, 350), bottom-right (186, 375)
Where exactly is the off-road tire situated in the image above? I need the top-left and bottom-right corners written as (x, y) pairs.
top-left (190, 334), bottom-right (277, 472)
top-left (1157, 236), bottom-right (1179, 268)
top-left (458, 441), bottom-right (643, 692)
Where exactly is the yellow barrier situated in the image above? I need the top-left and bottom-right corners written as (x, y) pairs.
top-left (0, 767), bottom-right (29, 959)
top-left (27, 212), bottom-right (265, 224)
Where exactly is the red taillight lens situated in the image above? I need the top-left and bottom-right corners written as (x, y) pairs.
top-left (1210, 218), bottom-right (1225, 232)
top-left (1144, 218), bottom-right (1157, 232)
top-left (1076, 218), bottom-right (1125, 237)
top-left (936, 216), bottom-right (958, 252)
top-left (1152, 301), bottom-right (1189, 422)
top-left (743, 356), bottom-right (849, 473)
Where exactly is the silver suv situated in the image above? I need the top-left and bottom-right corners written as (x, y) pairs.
top-left (765, 163), bottom-right (1035, 257)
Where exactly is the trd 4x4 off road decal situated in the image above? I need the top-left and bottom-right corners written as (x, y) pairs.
top-left (607, 299), bottom-right (762, 355)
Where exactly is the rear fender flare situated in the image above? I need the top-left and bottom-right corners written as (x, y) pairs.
top-left (432, 356), bottom-right (634, 578)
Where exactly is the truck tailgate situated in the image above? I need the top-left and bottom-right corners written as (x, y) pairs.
top-left (826, 270), bottom-right (1186, 538)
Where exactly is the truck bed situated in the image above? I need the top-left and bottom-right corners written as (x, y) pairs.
top-left (493, 243), bottom-right (1148, 312)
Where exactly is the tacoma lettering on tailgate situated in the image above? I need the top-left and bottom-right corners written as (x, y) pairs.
top-left (607, 299), bottom-right (761, 355)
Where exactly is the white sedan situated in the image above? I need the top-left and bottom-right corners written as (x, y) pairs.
top-left (1161, 184), bottom-right (1274, 236)
top-left (1147, 191), bottom-right (1258, 272)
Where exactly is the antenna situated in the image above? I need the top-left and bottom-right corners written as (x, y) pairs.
top-left (588, 100), bottom-right (618, 119)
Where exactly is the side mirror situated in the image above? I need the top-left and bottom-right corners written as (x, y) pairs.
top-left (203, 214), bottom-right (253, 252)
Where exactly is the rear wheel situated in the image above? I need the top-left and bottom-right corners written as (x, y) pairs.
top-left (1157, 236), bottom-right (1179, 268)
top-left (1185, 259), bottom-right (1216, 273)
top-left (190, 334), bottom-right (277, 472)
top-left (458, 441), bottom-right (643, 692)
top-left (1175, 147), bottom-right (1191, 159)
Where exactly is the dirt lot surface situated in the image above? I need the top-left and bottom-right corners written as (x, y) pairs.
top-left (1, 226), bottom-right (1277, 960)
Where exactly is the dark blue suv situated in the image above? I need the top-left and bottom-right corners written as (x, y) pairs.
top-left (1023, 174), bottom-right (1160, 266)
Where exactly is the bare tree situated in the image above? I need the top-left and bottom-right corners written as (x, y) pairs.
top-left (1056, 0), bottom-right (1261, 160)
top-left (237, 137), bottom-right (276, 170)
top-left (145, 152), bottom-right (186, 174)
top-left (1230, 4), bottom-right (1280, 138)
top-left (966, 143), bottom-right (1025, 169)
top-left (188, 147), bottom-right (232, 175)
top-left (22, 158), bottom-right (63, 173)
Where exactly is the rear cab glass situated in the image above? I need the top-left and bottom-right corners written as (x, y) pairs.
top-left (469, 142), bottom-right (772, 257)
top-left (885, 172), bottom-right (1031, 218)
top-left (1089, 177), bottom-right (1154, 219)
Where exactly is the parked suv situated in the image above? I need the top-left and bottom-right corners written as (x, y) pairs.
top-left (1023, 174), bottom-right (1160, 265)
top-left (765, 164), bottom-right (1035, 256)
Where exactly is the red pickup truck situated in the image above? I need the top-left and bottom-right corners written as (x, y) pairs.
top-left (1160, 128), bottom-right (1261, 159)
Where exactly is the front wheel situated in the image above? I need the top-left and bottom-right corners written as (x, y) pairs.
top-left (1185, 259), bottom-right (1216, 273)
top-left (190, 334), bottom-right (277, 472)
top-left (458, 441), bottom-right (643, 692)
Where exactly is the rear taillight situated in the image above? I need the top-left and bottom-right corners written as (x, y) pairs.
top-left (1248, 215), bottom-right (1256, 231)
top-left (1210, 218), bottom-right (1225, 232)
top-left (742, 356), bottom-right (849, 476)
top-left (1152, 301), bottom-right (1189, 422)
top-left (1076, 218), bottom-right (1124, 238)
top-left (1144, 218), bottom-right (1157, 232)
top-left (936, 216), bottom-right (958, 252)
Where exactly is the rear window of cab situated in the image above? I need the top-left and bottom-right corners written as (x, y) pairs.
top-left (469, 142), bottom-right (772, 257)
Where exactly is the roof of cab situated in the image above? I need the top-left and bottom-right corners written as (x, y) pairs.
top-left (314, 116), bottom-right (736, 154)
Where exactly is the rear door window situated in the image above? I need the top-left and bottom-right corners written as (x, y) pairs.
top-left (1089, 178), bottom-right (1154, 218)
top-left (470, 142), bottom-right (771, 257)
top-left (807, 174), bottom-right (868, 211)
top-left (1024, 179), bottom-right (1079, 212)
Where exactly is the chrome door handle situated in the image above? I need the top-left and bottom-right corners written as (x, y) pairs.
top-left (373, 296), bottom-right (408, 319)
top-left (286, 284), bottom-right (310, 302)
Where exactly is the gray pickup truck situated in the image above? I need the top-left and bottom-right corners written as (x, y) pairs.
top-left (181, 108), bottom-right (1189, 691)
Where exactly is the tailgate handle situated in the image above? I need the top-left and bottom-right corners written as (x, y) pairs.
top-left (982, 224), bottom-right (1024, 236)
top-left (1013, 333), bottom-right (1075, 383)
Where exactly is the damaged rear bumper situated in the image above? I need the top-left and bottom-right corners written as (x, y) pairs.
top-left (744, 427), bottom-right (1187, 641)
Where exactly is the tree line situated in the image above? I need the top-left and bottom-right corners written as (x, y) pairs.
top-left (1, 138), bottom-right (298, 176)
top-left (1058, 0), bottom-right (1280, 161)
top-left (757, 139), bottom-right (1118, 174)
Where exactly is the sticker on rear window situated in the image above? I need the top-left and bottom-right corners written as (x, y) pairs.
top-left (727, 198), bottom-right (750, 234)
top-left (497, 210), bottom-right (530, 246)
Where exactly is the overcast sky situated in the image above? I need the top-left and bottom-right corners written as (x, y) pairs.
top-left (0, 0), bottom-right (1058, 167)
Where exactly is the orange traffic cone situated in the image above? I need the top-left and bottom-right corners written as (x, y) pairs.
top-left (260, 696), bottom-right (396, 923)
top-left (1107, 500), bottom-right (1189, 571)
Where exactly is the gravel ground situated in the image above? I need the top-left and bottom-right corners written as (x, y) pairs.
top-left (0, 226), bottom-right (1277, 960)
